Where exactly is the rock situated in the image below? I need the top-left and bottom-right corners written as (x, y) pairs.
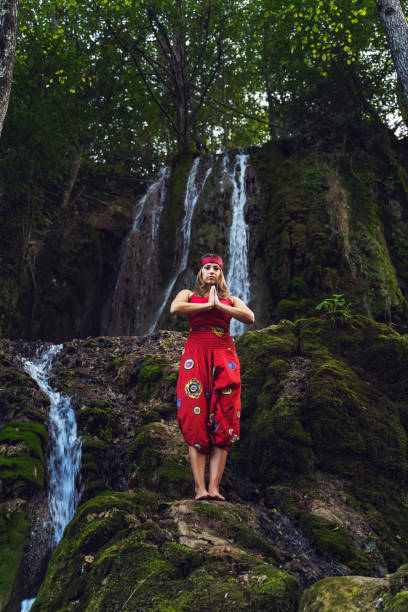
top-left (299, 575), bottom-right (388, 611)
top-left (31, 491), bottom-right (301, 612)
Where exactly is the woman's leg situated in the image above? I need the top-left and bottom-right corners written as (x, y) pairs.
top-left (189, 445), bottom-right (209, 499)
top-left (208, 446), bottom-right (228, 500)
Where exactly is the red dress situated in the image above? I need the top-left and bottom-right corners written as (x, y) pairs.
top-left (176, 294), bottom-right (241, 454)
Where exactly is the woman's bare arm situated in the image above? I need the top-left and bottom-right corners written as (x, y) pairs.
top-left (170, 289), bottom-right (214, 315)
top-left (215, 293), bottom-right (255, 324)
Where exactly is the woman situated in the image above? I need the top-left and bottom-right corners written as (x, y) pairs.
top-left (170, 253), bottom-right (254, 500)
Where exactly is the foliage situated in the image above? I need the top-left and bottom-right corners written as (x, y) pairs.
top-left (316, 294), bottom-right (352, 325)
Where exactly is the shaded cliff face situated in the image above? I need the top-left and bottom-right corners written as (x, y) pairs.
top-left (2, 316), bottom-right (408, 609)
top-left (2, 126), bottom-right (408, 342)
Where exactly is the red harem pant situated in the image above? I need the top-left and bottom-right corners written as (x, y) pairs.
top-left (176, 326), bottom-right (241, 454)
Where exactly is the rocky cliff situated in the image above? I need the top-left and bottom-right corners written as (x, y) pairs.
top-left (1, 125), bottom-right (408, 341)
top-left (2, 315), bottom-right (408, 609)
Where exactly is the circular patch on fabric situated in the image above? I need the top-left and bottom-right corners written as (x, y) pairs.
top-left (213, 422), bottom-right (219, 431)
top-left (193, 443), bottom-right (201, 450)
top-left (209, 412), bottom-right (215, 423)
top-left (221, 386), bottom-right (232, 395)
top-left (177, 399), bottom-right (181, 409)
top-left (185, 378), bottom-right (203, 399)
top-left (228, 428), bottom-right (234, 436)
top-left (232, 435), bottom-right (239, 443)
top-left (184, 358), bottom-right (194, 370)
top-left (227, 361), bottom-right (236, 370)
top-left (193, 406), bottom-right (201, 415)
top-left (237, 410), bottom-right (241, 419)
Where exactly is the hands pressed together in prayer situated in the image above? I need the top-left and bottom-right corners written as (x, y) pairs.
top-left (207, 285), bottom-right (220, 309)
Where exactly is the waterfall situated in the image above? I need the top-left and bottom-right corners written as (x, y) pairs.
top-left (226, 152), bottom-right (251, 337)
top-left (20, 345), bottom-right (82, 611)
top-left (149, 157), bottom-right (213, 332)
top-left (109, 167), bottom-right (170, 335)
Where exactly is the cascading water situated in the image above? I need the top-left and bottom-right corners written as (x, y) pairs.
top-left (109, 167), bottom-right (170, 335)
top-left (20, 345), bottom-right (82, 611)
top-left (226, 152), bottom-right (251, 337)
top-left (149, 157), bottom-right (213, 332)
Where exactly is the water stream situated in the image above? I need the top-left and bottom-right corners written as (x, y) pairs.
top-left (20, 345), bottom-right (82, 611)
top-left (226, 152), bottom-right (251, 336)
top-left (109, 167), bottom-right (170, 335)
top-left (149, 157), bottom-right (213, 332)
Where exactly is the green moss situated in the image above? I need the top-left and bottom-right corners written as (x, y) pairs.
top-left (194, 503), bottom-right (280, 563)
top-left (0, 423), bottom-right (47, 462)
top-left (0, 456), bottom-right (44, 487)
top-left (107, 357), bottom-right (127, 372)
top-left (299, 513), bottom-right (374, 574)
top-left (299, 576), bottom-right (388, 611)
top-left (127, 424), bottom-right (191, 498)
top-left (76, 405), bottom-right (116, 441)
top-left (0, 507), bottom-right (29, 611)
top-left (137, 354), bottom-right (165, 402)
top-left (388, 591), bottom-right (408, 611)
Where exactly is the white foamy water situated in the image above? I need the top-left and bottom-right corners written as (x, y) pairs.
top-left (110, 167), bottom-right (170, 335)
top-left (150, 157), bottom-right (212, 331)
top-left (226, 152), bottom-right (251, 336)
top-left (20, 345), bottom-right (82, 611)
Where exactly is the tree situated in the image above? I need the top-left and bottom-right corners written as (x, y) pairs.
top-left (105, 0), bottom-right (236, 149)
top-left (0, 0), bottom-right (19, 137)
top-left (374, 0), bottom-right (408, 107)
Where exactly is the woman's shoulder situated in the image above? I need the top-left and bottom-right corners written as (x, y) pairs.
top-left (174, 289), bottom-right (193, 301)
top-left (224, 295), bottom-right (235, 305)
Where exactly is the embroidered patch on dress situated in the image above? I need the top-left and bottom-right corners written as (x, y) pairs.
top-left (211, 326), bottom-right (224, 337)
top-left (185, 378), bottom-right (202, 399)
top-left (221, 386), bottom-right (232, 395)
top-left (177, 399), bottom-right (181, 409)
top-left (212, 365), bottom-right (216, 376)
top-left (193, 406), bottom-right (201, 415)
top-left (209, 412), bottom-right (215, 423)
top-left (184, 358), bottom-right (194, 370)
top-left (193, 443), bottom-right (201, 450)
top-left (232, 435), bottom-right (239, 443)
top-left (237, 410), bottom-right (241, 419)
top-left (228, 428), bottom-right (234, 436)
top-left (227, 361), bottom-right (236, 370)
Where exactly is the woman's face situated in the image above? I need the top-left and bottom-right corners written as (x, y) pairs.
top-left (201, 263), bottom-right (221, 286)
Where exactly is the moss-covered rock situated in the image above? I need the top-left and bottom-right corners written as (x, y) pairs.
top-left (299, 575), bottom-right (388, 611)
top-left (235, 316), bottom-right (408, 571)
top-left (299, 513), bottom-right (374, 575)
top-left (127, 422), bottom-right (192, 498)
top-left (0, 503), bottom-right (29, 611)
top-left (31, 491), bottom-right (301, 612)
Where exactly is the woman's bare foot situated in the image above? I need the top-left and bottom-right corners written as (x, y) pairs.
top-left (208, 489), bottom-right (226, 501)
top-left (195, 488), bottom-right (209, 500)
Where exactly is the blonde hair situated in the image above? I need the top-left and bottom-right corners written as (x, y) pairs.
top-left (194, 253), bottom-right (230, 299)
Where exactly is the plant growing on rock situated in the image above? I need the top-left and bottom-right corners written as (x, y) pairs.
top-left (315, 294), bottom-right (352, 326)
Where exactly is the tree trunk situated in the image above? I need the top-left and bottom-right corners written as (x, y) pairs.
top-left (0, 0), bottom-right (19, 138)
top-left (60, 149), bottom-right (82, 210)
top-left (374, 0), bottom-right (408, 107)
top-left (263, 25), bottom-right (277, 140)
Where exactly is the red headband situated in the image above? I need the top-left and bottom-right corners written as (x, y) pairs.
top-left (200, 256), bottom-right (223, 270)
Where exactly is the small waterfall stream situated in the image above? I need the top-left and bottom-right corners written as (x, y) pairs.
top-left (226, 152), bottom-right (251, 336)
top-left (149, 157), bottom-right (213, 331)
top-left (20, 345), bottom-right (82, 611)
top-left (109, 167), bottom-right (170, 335)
